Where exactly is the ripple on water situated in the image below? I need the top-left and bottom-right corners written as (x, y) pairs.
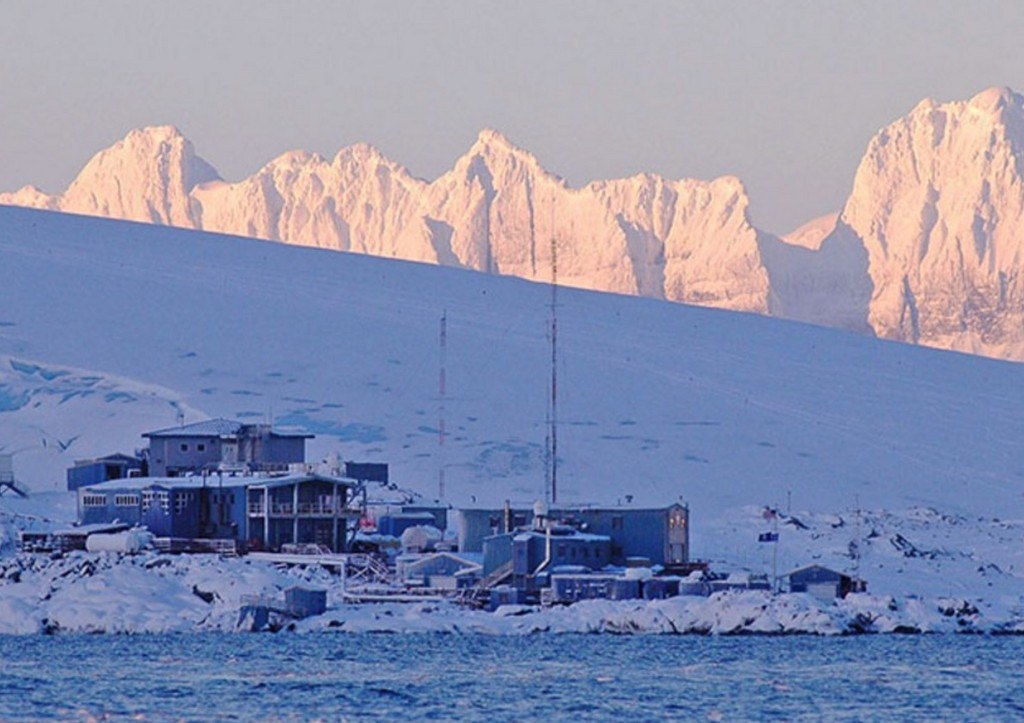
top-left (1, 635), bottom-right (1024, 719)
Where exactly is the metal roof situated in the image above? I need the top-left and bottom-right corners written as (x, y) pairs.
top-left (143, 418), bottom-right (243, 438)
top-left (245, 473), bottom-right (359, 490)
top-left (784, 564), bottom-right (850, 578)
top-left (80, 476), bottom-right (247, 492)
top-left (143, 418), bottom-right (314, 439)
top-left (53, 522), bottom-right (131, 536)
top-left (81, 472), bottom-right (358, 493)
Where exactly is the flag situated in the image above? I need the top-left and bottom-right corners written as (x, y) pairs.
top-left (758, 532), bottom-right (779, 543)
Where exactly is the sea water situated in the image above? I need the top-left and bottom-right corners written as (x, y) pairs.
top-left (1, 634), bottom-right (1022, 720)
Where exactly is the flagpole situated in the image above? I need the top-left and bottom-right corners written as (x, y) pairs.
top-left (772, 507), bottom-right (779, 594)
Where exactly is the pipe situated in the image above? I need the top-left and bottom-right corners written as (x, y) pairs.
top-left (533, 523), bottom-right (553, 575)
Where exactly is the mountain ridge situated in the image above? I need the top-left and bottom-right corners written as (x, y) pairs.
top-left (5, 87), bottom-right (1024, 360)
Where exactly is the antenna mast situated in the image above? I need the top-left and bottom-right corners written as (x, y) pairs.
top-left (549, 234), bottom-right (558, 505)
top-left (438, 310), bottom-right (448, 501)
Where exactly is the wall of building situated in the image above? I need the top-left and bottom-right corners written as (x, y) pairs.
top-left (147, 437), bottom-right (224, 476)
top-left (459, 505), bottom-right (688, 566)
top-left (67, 457), bottom-right (141, 491)
top-left (79, 488), bottom-right (144, 527)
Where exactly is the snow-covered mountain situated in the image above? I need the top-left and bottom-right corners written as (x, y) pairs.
top-left (2, 204), bottom-right (1024, 602)
top-left (5, 87), bottom-right (1024, 360)
top-left (833, 87), bottom-right (1024, 359)
top-left (0, 127), bottom-right (772, 315)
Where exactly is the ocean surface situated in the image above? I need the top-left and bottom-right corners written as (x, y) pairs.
top-left (1, 634), bottom-right (1022, 720)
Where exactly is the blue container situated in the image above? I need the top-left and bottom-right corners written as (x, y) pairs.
top-left (678, 580), bottom-right (710, 597)
top-left (643, 578), bottom-right (680, 600)
top-left (489, 586), bottom-right (520, 610)
top-left (609, 579), bottom-right (641, 600)
top-left (285, 587), bottom-right (327, 618)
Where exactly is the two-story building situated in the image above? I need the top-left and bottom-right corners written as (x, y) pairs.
top-left (76, 472), bottom-right (359, 552)
top-left (142, 419), bottom-right (313, 477)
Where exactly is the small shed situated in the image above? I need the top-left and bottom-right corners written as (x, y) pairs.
top-left (284, 586), bottom-right (327, 618)
top-left (67, 453), bottom-right (143, 491)
top-left (396, 551), bottom-right (482, 589)
top-left (786, 565), bottom-right (864, 600)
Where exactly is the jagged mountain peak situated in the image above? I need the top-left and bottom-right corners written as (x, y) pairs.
top-left (471, 127), bottom-right (518, 151)
top-left (466, 128), bottom-right (545, 166)
top-left (262, 149), bottom-right (327, 171)
top-left (966, 85), bottom-right (1023, 114)
top-left (123, 124), bottom-right (188, 143)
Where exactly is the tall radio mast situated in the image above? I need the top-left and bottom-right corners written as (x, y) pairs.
top-left (438, 310), bottom-right (447, 501)
top-left (549, 234), bottom-right (559, 506)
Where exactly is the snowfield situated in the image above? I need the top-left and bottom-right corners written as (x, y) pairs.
top-left (1, 204), bottom-right (1024, 629)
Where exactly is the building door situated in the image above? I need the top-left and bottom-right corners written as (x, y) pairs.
top-left (669, 543), bottom-right (685, 564)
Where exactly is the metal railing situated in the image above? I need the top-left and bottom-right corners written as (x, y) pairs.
top-left (247, 502), bottom-right (357, 517)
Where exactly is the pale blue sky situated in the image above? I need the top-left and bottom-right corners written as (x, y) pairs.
top-left (2, 1), bottom-right (1023, 232)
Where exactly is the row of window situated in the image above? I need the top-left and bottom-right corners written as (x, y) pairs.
top-left (85, 491), bottom-right (209, 516)
top-left (556, 545), bottom-right (603, 560)
top-left (142, 490), bottom-right (169, 514)
top-left (179, 443), bottom-right (208, 453)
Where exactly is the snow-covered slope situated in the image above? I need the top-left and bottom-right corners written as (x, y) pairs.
top-left (2, 205), bottom-right (1024, 602)
top-left (8, 89), bottom-right (1024, 360)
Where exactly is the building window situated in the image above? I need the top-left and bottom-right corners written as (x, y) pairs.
top-left (82, 494), bottom-right (106, 507)
top-left (197, 444), bottom-right (206, 452)
top-left (114, 494), bottom-right (140, 507)
top-left (174, 495), bottom-right (188, 514)
top-left (612, 515), bottom-right (624, 531)
top-left (180, 443), bottom-right (189, 452)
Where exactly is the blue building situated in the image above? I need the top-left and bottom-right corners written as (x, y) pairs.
top-left (67, 453), bottom-right (143, 491)
top-left (786, 565), bottom-right (865, 600)
top-left (511, 528), bottom-right (612, 592)
top-left (245, 474), bottom-right (360, 552)
top-left (459, 503), bottom-right (690, 568)
top-left (77, 472), bottom-right (358, 552)
top-left (143, 419), bottom-right (313, 477)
